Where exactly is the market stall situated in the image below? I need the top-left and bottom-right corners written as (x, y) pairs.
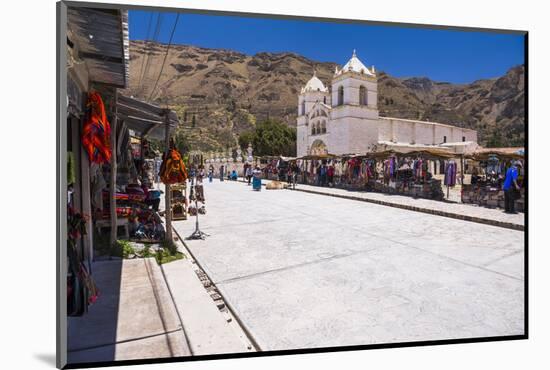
top-left (295, 148), bottom-right (457, 201)
top-left (461, 148), bottom-right (525, 211)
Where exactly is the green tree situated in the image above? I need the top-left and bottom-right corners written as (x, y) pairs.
top-left (486, 127), bottom-right (503, 148)
top-left (238, 119), bottom-right (296, 157)
top-left (174, 130), bottom-right (191, 154)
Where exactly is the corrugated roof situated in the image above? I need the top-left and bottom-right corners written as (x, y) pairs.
top-left (67, 7), bottom-right (129, 88)
top-left (117, 95), bottom-right (179, 141)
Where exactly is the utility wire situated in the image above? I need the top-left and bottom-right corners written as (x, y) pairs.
top-left (148, 13), bottom-right (180, 102)
top-left (141, 13), bottom-right (164, 95)
top-left (137, 12), bottom-right (154, 88)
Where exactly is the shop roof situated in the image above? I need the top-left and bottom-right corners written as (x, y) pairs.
top-left (467, 147), bottom-right (525, 160)
top-left (116, 95), bottom-right (179, 141)
top-left (67, 7), bottom-right (129, 88)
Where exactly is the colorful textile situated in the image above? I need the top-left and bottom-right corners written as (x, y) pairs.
top-left (444, 161), bottom-right (457, 187)
top-left (82, 92), bottom-right (112, 164)
top-left (160, 149), bottom-right (188, 184)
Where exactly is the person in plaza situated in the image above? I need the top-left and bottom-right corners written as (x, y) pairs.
top-left (208, 165), bottom-right (214, 183)
top-left (319, 163), bottom-right (327, 186)
top-left (292, 161), bottom-right (301, 189)
top-left (252, 165), bottom-right (262, 191)
top-left (327, 163), bottom-right (335, 187)
top-left (219, 164), bottom-right (225, 182)
top-left (503, 160), bottom-right (522, 213)
top-left (245, 165), bottom-right (253, 185)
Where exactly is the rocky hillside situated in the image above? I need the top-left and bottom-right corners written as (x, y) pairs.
top-left (124, 40), bottom-right (525, 151)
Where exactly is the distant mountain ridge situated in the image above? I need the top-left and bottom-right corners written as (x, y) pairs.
top-left (124, 40), bottom-right (525, 151)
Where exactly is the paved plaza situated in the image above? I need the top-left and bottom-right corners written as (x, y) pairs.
top-left (172, 180), bottom-right (524, 351)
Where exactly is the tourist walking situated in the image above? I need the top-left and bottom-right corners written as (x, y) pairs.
top-left (503, 160), bottom-right (522, 213)
top-left (245, 165), bottom-right (253, 185)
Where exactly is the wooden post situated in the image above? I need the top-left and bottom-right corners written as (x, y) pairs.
top-left (109, 90), bottom-right (118, 247)
top-left (460, 154), bottom-right (465, 203)
top-left (164, 109), bottom-right (173, 244)
top-left (79, 116), bottom-right (93, 270)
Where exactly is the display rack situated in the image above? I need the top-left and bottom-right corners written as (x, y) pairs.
top-left (170, 183), bottom-right (187, 220)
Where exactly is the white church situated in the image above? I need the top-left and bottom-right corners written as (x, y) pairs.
top-left (296, 50), bottom-right (478, 157)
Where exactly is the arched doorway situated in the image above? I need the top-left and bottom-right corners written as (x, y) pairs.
top-left (310, 139), bottom-right (328, 156)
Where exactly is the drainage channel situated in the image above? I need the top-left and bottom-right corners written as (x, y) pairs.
top-left (170, 227), bottom-right (261, 353)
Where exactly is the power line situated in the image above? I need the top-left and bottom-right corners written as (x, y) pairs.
top-left (141, 12), bottom-right (164, 95)
top-left (148, 13), bottom-right (180, 102)
top-left (137, 12), bottom-right (154, 88)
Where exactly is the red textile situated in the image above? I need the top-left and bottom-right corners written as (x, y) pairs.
top-left (82, 92), bottom-right (112, 164)
top-left (160, 149), bottom-right (188, 184)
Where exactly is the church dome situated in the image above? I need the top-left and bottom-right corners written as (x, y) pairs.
top-left (336, 50), bottom-right (374, 76)
top-left (301, 71), bottom-right (328, 93)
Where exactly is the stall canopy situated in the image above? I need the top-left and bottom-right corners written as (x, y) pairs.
top-left (67, 7), bottom-right (129, 88)
top-left (116, 95), bottom-right (178, 140)
top-left (298, 153), bottom-right (338, 160)
top-left (467, 147), bottom-right (525, 161)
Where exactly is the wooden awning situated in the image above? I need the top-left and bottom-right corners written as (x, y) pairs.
top-left (67, 7), bottom-right (129, 88)
top-left (116, 95), bottom-right (179, 140)
top-left (466, 147), bottom-right (525, 161)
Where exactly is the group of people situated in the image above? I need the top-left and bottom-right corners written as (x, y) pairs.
top-left (313, 162), bottom-right (335, 187)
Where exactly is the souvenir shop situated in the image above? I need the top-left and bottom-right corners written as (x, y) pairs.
top-left (295, 149), bottom-right (461, 201)
top-left (66, 85), bottom-right (179, 315)
top-left (66, 6), bottom-right (131, 316)
top-left (461, 149), bottom-right (525, 211)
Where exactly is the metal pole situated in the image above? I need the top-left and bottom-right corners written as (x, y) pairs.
top-left (109, 90), bottom-right (118, 247)
top-left (164, 109), bottom-right (173, 244)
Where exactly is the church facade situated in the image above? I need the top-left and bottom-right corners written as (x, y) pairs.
top-left (296, 51), bottom-right (478, 157)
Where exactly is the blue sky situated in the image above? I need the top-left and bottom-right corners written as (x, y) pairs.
top-left (128, 10), bottom-right (525, 84)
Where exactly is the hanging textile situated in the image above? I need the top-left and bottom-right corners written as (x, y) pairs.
top-left (67, 207), bottom-right (99, 316)
top-left (82, 91), bottom-right (112, 164)
top-left (160, 148), bottom-right (188, 184)
top-left (444, 161), bottom-right (457, 187)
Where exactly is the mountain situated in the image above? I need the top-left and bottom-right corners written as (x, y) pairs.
top-left (124, 40), bottom-right (525, 151)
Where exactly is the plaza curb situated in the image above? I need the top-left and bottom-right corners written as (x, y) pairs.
top-left (291, 187), bottom-right (524, 231)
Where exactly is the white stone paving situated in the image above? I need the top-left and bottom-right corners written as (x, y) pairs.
top-left (171, 180), bottom-right (524, 351)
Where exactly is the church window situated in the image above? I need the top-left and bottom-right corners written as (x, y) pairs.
top-left (311, 124), bottom-right (315, 135)
top-left (323, 96), bottom-right (327, 104)
top-left (462, 136), bottom-right (466, 142)
top-left (321, 121), bottom-right (327, 134)
top-left (359, 85), bottom-right (367, 106)
top-left (443, 136), bottom-right (447, 143)
top-left (316, 122), bottom-right (321, 135)
top-left (338, 86), bottom-right (344, 106)
top-left (301, 101), bottom-right (306, 115)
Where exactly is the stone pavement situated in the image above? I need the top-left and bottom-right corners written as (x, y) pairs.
top-left (67, 258), bottom-right (190, 365)
top-left (172, 180), bottom-right (524, 351)
top-left (287, 182), bottom-right (524, 231)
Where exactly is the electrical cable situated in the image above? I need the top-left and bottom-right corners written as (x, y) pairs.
top-left (137, 11), bottom-right (154, 89)
top-left (148, 13), bottom-right (180, 102)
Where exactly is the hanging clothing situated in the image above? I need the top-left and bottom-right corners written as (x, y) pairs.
top-left (444, 161), bottom-right (457, 187)
top-left (160, 149), bottom-right (188, 184)
top-left (81, 91), bottom-right (112, 164)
